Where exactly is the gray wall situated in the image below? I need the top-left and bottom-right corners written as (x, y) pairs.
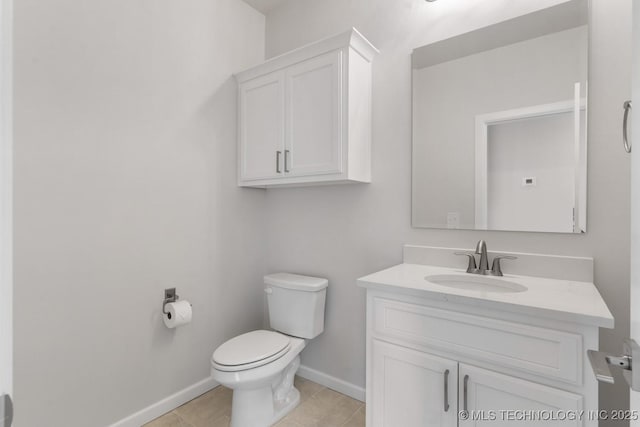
top-left (264, 0), bottom-right (631, 422)
top-left (13, 0), bottom-right (266, 426)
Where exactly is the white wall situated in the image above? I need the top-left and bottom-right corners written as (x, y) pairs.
top-left (487, 112), bottom-right (576, 232)
top-left (13, 1), bottom-right (266, 426)
top-left (264, 0), bottom-right (631, 422)
top-left (413, 26), bottom-right (586, 229)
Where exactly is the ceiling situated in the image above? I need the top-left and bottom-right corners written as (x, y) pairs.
top-left (242, 0), bottom-right (289, 14)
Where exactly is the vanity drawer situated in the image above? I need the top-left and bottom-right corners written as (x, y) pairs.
top-left (372, 297), bottom-right (583, 385)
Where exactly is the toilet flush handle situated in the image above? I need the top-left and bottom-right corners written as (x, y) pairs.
top-left (264, 288), bottom-right (273, 294)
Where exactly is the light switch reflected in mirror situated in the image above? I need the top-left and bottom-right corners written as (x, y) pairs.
top-left (411, 0), bottom-right (588, 233)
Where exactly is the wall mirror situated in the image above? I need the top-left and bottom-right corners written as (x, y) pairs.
top-left (412, 0), bottom-right (588, 233)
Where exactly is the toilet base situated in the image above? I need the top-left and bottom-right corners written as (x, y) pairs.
top-left (270, 387), bottom-right (300, 426)
top-left (229, 355), bottom-right (302, 427)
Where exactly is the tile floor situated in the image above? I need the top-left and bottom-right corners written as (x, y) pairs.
top-left (144, 376), bottom-right (365, 427)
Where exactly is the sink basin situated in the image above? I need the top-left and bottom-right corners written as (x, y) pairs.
top-left (425, 274), bottom-right (528, 293)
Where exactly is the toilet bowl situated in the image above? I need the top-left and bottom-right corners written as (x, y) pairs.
top-left (212, 331), bottom-right (306, 426)
top-left (210, 273), bottom-right (328, 427)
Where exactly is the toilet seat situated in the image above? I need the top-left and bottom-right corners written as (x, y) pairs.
top-left (213, 330), bottom-right (291, 372)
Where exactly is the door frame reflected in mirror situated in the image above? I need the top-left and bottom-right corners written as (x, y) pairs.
top-left (474, 86), bottom-right (587, 232)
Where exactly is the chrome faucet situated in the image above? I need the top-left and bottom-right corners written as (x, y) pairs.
top-left (455, 240), bottom-right (517, 276)
top-left (475, 240), bottom-right (489, 273)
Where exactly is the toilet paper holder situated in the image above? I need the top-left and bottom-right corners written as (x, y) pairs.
top-left (162, 288), bottom-right (179, 314)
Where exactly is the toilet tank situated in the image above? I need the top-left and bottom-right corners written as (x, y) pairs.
top-left (264, 273), bottom-right (328, 339)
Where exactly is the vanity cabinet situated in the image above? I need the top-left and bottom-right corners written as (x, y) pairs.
top-left (364, 290), bottom-right (605, 427)
top-left (372, 338), bottom-right (582, 427)
top-left (358, 247), bottom-right (613, 427)
top-left (236, 28), bottom-right (378, 188)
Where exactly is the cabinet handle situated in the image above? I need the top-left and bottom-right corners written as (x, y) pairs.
top-left (284, 149), bottom-right (290, 173)
top-left (463, 374), bottom-right (469, 413)
top-left (276, 151), bottom-right (282, 173)
top-left (443, 369), bottom-right (450, 412)
top-left (624, 100), bottom-right (632, 153)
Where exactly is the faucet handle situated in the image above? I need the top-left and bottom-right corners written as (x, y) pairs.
top-left (491, 256), bottom-right (517, 276)
top-left (454, 252), bottom-right (477, 273)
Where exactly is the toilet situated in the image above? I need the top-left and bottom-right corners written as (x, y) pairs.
top-left (211, 273), bottom-right (328, 427)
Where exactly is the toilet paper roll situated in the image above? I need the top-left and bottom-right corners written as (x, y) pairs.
top-left (163, 300), bottom-right (192, 329)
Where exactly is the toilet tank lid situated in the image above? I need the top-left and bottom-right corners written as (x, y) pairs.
top-left (264, 273), bottom-right (328, 291)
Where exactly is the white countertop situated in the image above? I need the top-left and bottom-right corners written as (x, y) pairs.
top-left (357, 263), bottom-right (614, 328)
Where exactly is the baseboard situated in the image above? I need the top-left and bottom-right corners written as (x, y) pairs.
top-left (109, 367), bottom-right (362, 426)
top-left (297, 364), bottom-right (365, 402)
top-left (109, 377), bottom-right (218, 427)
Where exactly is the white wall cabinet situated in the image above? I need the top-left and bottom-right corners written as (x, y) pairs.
top-left (365, 292), bottom-right (601, 427)
top-left (236, 28), bottom-right (378, 187)
top-left (238, 71), bottom-right (285, 181)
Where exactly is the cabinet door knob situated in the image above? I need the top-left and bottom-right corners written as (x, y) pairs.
top-left (443, 369), bottom-right (450, 412)
top-left (276, 151), bottom-right (282, 173)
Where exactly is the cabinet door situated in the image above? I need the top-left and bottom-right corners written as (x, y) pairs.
top-left (371, 340), bottom-right (458, 427)
top-left (285, 50), bottom-right (343, 177)
top-left (459, 364), bottom-right (583, 426)
top-left (238, 71), bottom-right (285, 182)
